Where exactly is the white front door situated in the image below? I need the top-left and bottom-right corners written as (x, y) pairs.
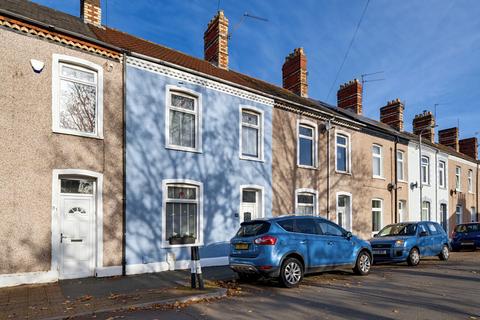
top-left (337, 195), bottom-right (351, 231)
top-left (240, 189), bottom-right (260, 223)
top-left (59, 179), bottom-right (95, 279)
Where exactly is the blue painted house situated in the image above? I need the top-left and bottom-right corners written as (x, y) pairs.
top-left (124, 54), bottom-right (273, 272)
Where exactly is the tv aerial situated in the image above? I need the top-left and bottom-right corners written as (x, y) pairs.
top-left (229, 12), bottom-right (269, 39)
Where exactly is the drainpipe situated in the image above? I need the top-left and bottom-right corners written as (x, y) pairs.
top-left (477, 162), bottom-right (479, 222)
top-left (394, 137), bottom-right (398, 223)
top-left (435, 150), bottom-right (439, 223)
top-left (122, 53), bottom-right (127, 276)
top-left (419, 136), bottom-right (423, 220)
top-left (325, 119), bottom-right (333, 220)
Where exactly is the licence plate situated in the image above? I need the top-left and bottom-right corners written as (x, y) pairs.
top-left (235, 243), bottom-right (249, 250)
top-left (461, 241), bottom-right (474, 246)
top-left (373, 249), bottom-right (387, 255)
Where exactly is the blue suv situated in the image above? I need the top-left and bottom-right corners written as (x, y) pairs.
top-left (370, 221), bottom-right (450, 266)
top-left (229, 216), bottom-right (373, 287)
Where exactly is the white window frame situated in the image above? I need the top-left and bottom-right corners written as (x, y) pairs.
top-left (239, 184), bottom-right (265, 219)
top-left (471, 207), bottom-right (477, 222)
top-left (52, 54), bottom-right (104, 139)
top-left (371, 198), bottom-right (383, 234)
top-left (455, 204), bottom-right (463, 225)
top-left (335, 130), bottom-right (351, 174)
top-left (165, 85), bottom-right (203, 153)
top-left (294, 188), bottom-right (319, 216)
top-left (336, 191), bottom-right (353, 231)
top-left (372, 144), bottom-right (383, 178)
top-left (438, 160), bottom-right (446, 188)
top-left (421, 201), bottom-right (431, 221)
top-left (421, 155), bottom-right (430, 185)
top-left (161, 179), bottom-right (204, 248)
top-left (468, 169), bottom-right (473, 193)
top-left (396, 150), bottom-right (405, 181)
top-left (239, 106), bottom-right (264, 162)
top-left (297, 119), bottom-right (318, 169)
top-left (455, 166), bottom-right (461, 191)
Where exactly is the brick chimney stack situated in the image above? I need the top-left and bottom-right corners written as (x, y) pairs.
top-left (380, 99), bottom-right (404, 131)
top-left (80, 0), bottom-right (101, 27)
top-left (438, 127), bottom-right (459, 152)
top-left (282, 48), bottom-right (308, 97)
top-left (459, 137), bottom-right (478, 159)
top-left (412, 110), bottom-right (435, 143)
top-left (204, 10), bottom-right (229, 70)
top-left (337, 79), bottom-right (362, 115)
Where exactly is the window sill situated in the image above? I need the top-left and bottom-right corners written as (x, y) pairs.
top-left (397, 180), bottom-right (408, 184)
top-left (372, 176), bottom-right (385, 180)
top-left (297, 164), bottom-right (317, 170)
top-left (53, 129), bottom-right (103, 140)
top-left (165, 145), bottom-right (203, 154)
top-left (240, 155), bottom-right (265, 163)
top-left (335, 170), bottom-right (352, 176)
top-left (162, 242), bottom-right (204, 249)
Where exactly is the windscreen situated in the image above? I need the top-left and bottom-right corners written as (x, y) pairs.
top-left (235, 221), bottom-right (270, 237)
top-left (377, 223), bottom-right (417, 237)
top-left (455, 224), bottom-right (479, 233)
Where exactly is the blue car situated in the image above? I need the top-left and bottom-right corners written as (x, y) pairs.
top-left (370, 221), bottom-right (450, 266)
top-left (229, 216), bottom-right (373, 288)
top-left (451, 223), bottom-right (480, 251)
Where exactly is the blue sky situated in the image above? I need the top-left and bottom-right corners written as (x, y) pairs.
top-left (33, 0), bottom-right (480, 139)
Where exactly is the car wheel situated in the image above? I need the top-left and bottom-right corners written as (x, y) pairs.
top-left (438, 245), bottom-right (449, 261)
top-left (353, 251), bottom-right (371, 276)
top-left (279, 257), bottom-right (303, 288)
top-left (407, 248), bottom-right (420, 266)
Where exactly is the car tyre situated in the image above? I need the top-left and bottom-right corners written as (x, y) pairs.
top-left (353, 251), bottom-right (371, 276)
top-left (407, 247), bottom-right (420, 266)
top-left (279, 257), bottom-right (303, 288)
top-left (438, 245), bottom-right (449, 261)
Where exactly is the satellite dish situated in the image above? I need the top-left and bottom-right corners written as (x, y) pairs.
top-left (30, 59), bottom-right (45, 73)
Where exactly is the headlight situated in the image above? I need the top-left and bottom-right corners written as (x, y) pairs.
top-left (394, 240), bottom-right (405, 247)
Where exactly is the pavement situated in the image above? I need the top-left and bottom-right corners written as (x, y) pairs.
top-left (72, 251), bottom-right (480, 320)
top-left (0, 267), bottom-right (230, 320)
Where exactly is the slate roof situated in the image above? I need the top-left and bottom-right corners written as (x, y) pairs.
top-left (1, 1), bottom-right (477, 163)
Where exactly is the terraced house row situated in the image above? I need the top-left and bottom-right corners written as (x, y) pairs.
top-left (0, 0), bottom-right (478, 287)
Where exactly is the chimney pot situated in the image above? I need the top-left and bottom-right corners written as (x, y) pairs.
top-left (438, 127), bottom-right (459, 151)
top-left (282, 47), bottom-right (308, 97)
top-left (459, 137), bottom-right (478, 160)
top-left (412, 110), bottom-right (435, 143)
top-left (81, 0), bottom-right (101, 27)
top-left (204, 10), bottom-right (229, 70)
top-left (337, 79), bottom-right (362, 114)
top-left (380, 98), bottom-right (404, 131)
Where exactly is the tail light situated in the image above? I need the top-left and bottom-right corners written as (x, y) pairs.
top-left (254, 235), bottom-right (277, 245)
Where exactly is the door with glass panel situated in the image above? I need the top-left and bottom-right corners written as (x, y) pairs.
top-left (337, 194), bottom-right (351, 231)
top-left (440, 203), bottom-right (448, 232)
top-left (59, 178), bottom-right (95, 279)
top-left (240, 189), bottom-right (260, 224)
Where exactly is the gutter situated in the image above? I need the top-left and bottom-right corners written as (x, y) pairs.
top-left (0, 8), bottom-right (122, 53)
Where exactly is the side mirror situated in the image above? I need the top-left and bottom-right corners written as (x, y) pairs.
top-left (373, 233), bottom-right (378, 238)
top-left (419, 231), bottom-right (428, 237)
top-left (345, 231), bottom-right (352, 239)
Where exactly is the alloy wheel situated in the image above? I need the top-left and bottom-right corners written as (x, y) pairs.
top-left (442, 246), bottom-right (449, 259)
top-left (284, 261), bottom-right (301, 285)
top-left (411, 249), bottom-right (420, 264)
top-left (359, 253), bottom-right (371, 273)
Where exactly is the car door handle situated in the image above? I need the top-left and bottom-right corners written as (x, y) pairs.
top-left (300, 240), bottom-right (308, 244)
top-left (327, 241), bottom-right (334, 246)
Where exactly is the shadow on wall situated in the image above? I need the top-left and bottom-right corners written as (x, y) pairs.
top-left (125, 71), bottom-right (273, 265)
top-left (13, 75), bottom-right (124, 274)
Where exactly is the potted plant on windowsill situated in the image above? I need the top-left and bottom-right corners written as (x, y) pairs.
top-left (168, 233), bottom-right (196, 245)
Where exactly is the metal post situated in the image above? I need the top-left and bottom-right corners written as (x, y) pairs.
top-left (195, 247), bottom-right (204, 290)
top-left (190, 246), bottom-right (204, 290)
top-left (190, 247), bottom-right (196, 288)
top-left (419, 134), bottom-right (423, 220)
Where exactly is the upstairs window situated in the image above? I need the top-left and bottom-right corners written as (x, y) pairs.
top-left (372, 144), bottom-right (383, 178)
top-left (52, 54), bottom-right (103, 138)
top-left (298, 123), bottom-right (316, 167)
top-left (455, 166), bottom-right (461, 191)
top-left (421, 156), bottom-right (430, 185)
top-left (468, 169), bottom-right (473, 193)
top-left (240, 108), bottom-right (263, 160)
top-left (396, 150), bottom-right (404, 181)
top-left (438, 160), bottom-right (446, 188)
top-left (167, 90), bottom-right (200, 152)
top-left (336, 133), bottom-right (350, 173)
